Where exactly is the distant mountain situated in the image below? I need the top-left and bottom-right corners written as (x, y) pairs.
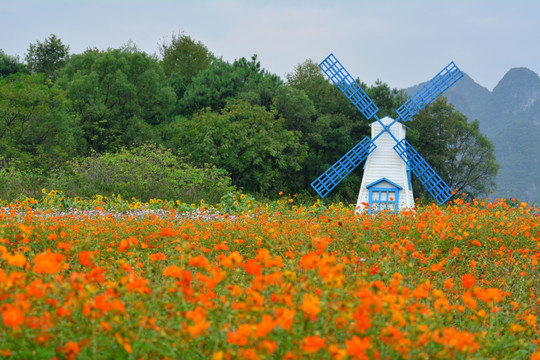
top-left (406, 73), bottom-right (491, 123)
top-left (404, 67), bottom-right (540, 204)
top-left (492, 119), bottom-right (540, 203)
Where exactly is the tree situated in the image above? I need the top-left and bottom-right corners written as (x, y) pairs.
top-left (55, 46), bottom-right (176, 153)
top-left (160, 33), bottom-right (214, 78)
top-left (366, 80), bottom-right (406, 119)
top-left (273, 86), bottom-right (316, 133)
top-left (173, 100), bottom-right (307, 195)
top-left (301, 113), bottom-right (364, 199)
top-left (0, 73), bottom-right (79, 169)
top-left (25, 34), bottom-right (70, 80)
top-left (0, 50), bottom-right (26, 78)
top-left (179, 55), bottom-right (280, 116)
top-left (408, 97), bottom-right (498, 199)
top-left (286, 59), bottom-right (341, 115)
top-left (160, 33), bottom-right (214, 100)
top-left (286, 59), bottom-right (367, 122)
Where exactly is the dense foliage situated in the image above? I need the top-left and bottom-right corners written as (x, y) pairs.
top-left (0, 33), bottom-right (500, 203)
top-left (55, 45), bottom-right (176, 154)
top-left (49, 144), bottom-right (234, 204)
top-left (0, 196), bottom-right (538, 358)
top-left (0, 73), bottom-right (78, 169)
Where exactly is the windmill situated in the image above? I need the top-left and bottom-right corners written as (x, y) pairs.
top-left (311, 54), bottom-right (463, 213)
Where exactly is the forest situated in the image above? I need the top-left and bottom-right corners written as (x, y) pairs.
top-left (0, 33), bottom-right (498, 204)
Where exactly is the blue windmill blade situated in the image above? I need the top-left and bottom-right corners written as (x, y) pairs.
top-left (396, 62), bottom-right (463, 122)
top-left (311, 137), bottom-right (377, 198)
top-left (319, 54), bottom-right (379, 120)
top-left (393, 139), bottom-right (453, 205)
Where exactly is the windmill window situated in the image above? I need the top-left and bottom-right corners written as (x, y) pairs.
top-left (366, 178), bottom-right (402, 214)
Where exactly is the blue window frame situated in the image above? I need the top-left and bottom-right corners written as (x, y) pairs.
top-left (366, 178), bottom-right (402, 214)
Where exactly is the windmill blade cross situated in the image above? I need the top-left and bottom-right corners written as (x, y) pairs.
top-left (319, 54), bottom-right (379, 120)
top-left (311, 137), bottom-right (377, 198)
top-left (396, 62), bottom-right (463, 123)
top-left (394, 139), bottom-right (453, 204)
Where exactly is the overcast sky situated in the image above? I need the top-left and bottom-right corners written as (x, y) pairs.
top-left (2, 0), bottom-right (539, 90)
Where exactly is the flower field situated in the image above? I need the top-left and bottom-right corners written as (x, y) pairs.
top-left (0, 193), bottom-right (539, 359)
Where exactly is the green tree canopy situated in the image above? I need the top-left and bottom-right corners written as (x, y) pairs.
top-left (160, 33), bottom-right (214, 102)
top-left (173, 100), bottom-right (307, 195)
top-left (24, 34), bottom-right (70, 81)
top-left (366, 80), bottom-right (406, 119)
top-left (273, 86), bottom-right (317, 134)
top-left (160, 32), bottom-right (214, 78)
top-left (179, 55), bottom-right (280, 116)
top-left (286, 59), bottom-right (367, 123)
top-left (0, 50), bottom-right (27, 78)
top-left (0, 73), bottom-right (78, 169)
top-left (55, 45), bottom-right (176, 153)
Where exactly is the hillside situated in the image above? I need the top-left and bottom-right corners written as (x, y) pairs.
top-left (404, 67), bottom-right (540, 204)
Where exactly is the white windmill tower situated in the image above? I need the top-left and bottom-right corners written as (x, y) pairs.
top-left (356, 116), bottom-right (414, 212)
top-left (311, 54), bottom-right (463, 213)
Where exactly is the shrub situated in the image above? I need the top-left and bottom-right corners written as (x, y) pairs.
top-left (0, 161), bottom-right (48, 200)
top-left (49, 144), bottom-right (235, 203)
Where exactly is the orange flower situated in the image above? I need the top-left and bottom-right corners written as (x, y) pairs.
top-left (275, 308), bottom-right (295, 330)
top-left (1, 251), bottom-right (26, 267)
top-left (1, 304), bottom-right (24, 328)
top-left (473, 287), bottom-right (507, 304)
top-left (461, 274), bottom-right (476, 290)
top-left (242, 258), bottom-right (262, 276)
top-left (461, 292), bottom-right (478, 310)
top-left (33, 250), bottom-right (65, 274)
top-left (163, 265), bottom-right (188, 279)
top-left (353, 308), bottom-right (372, 333)
top-left (87, 293), bottom-right (125, 316)
top-left (226, 323), bottom-right (253, 346)
top-left (160, 227), bottom-right (175, 237)
top-left (471, 239), bottom-right (482, 247)
top-left (185, 306), bottom-right (211, 338)
top-left (433, 327), bottom-right (480, 353)
top-left (312, 236), bottom-right (333, 250)
top-left (118, 237), bottom-right (138, 252)
top-left (443, 278), bottom-right (454, 290)
top-left (380, 325), bottom-right (404, 345)
top-left (429, 262), bottom-right (443, 272)
top-left (78, 250), bottom-right (95, 268)
top-left (302, 335), bottom-right (326, 353)
top-left (56, 306), bottom-right (72, 318)
top-left (187, 318), bottom-right (211, 338)
top-left (60, 341), bottom-right (81, 360)
top-left (149, 252), bottom-right (167, 262)
top-left (254, 315), bottom-right (277, 338)
top-left (115, 333), bottom-right (133, 353)
top-left (220, 252), bottom-right (243, 268)
top-left (189, 255), bottom-right (209, 269)
top-left (299, 294), bottom-right (320, 317)
top-left (300, 252), bottom-right (319, 270)
top-left (524, 314), bottom-right (537, 329)
top-left (125, 274), bottom-right (152, 294)
top-left (345, 336), bottom-right (371, 360)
